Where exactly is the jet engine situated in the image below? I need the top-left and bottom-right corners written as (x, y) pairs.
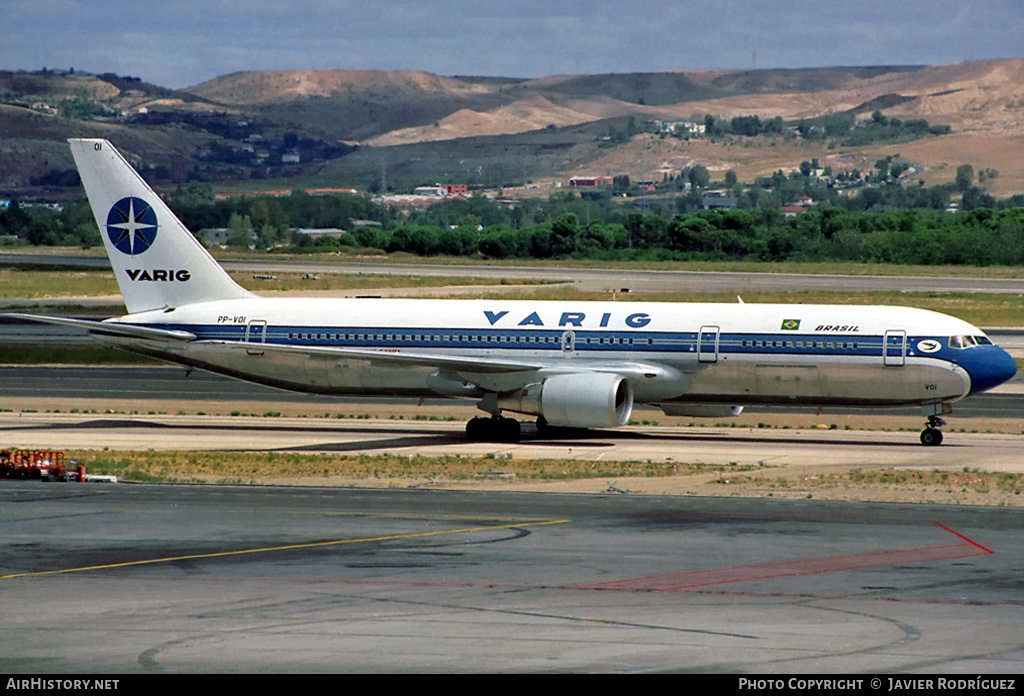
top-left (498, 372), bottom-right (633, 428)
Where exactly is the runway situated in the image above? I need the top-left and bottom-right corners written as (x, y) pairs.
top-left (1, 409), bottom-right (1023, 476)
top-left (2, 482), bottom-right (1023, 673)
top-left (6, 252), bottom-right (1024, 296)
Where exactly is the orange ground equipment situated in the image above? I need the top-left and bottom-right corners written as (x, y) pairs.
top-left (0, 448), bottom-right (68, 481)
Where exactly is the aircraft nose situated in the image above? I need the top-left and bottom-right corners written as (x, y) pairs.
top-left (965, 346), bottom-right (1018, 394)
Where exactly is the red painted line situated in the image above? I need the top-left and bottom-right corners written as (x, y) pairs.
top-left (932, 521), bottom-right (995, 554)
top-left (577, 542), bottom-right (990, 592)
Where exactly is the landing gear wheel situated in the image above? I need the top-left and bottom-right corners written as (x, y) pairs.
top-left (920, 427), bottom-right (943, 446)
top-left (465, 415), bottom-right (521, 442)
top-left (466, 416), bottom-right (487, 441)
top-left (536, 415), bottom-right (551, 438)
top-left (920, 415), bottom-right (946, 446)
top-left (501, 417), bottom-right (521, 442)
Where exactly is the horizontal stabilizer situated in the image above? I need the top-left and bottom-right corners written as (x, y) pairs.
top-left (3, 313), bottom-right (196, 342)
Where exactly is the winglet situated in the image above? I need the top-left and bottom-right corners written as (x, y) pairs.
top-left (69, 139), bottom-right (254, 314)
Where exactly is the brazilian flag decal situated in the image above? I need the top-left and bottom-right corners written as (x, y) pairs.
top-left (781, 319), bottom-right (801, 331)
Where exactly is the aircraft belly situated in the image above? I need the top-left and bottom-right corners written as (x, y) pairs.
top-left (681, 358), bottom-right (968, 406)
top-left (185, 344), bottom-right (351, 394)
top-left (343, 362), bottom-right (434, 395)
top-left (218, 352), bottom-right (433, 395)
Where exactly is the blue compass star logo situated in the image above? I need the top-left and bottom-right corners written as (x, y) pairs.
top-left (106, 197), bottom-right (158, 255)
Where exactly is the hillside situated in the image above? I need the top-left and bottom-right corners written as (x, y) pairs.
top-left (1, 61), bottom-right (1022, 196)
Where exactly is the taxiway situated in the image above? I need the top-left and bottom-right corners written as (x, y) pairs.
top-left (2, 482), bottom-right (1023, 673)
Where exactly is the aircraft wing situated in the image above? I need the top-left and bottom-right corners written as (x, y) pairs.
top-left (199, 339), bottom-right (545, 373)
top-left (3, 313), bottom-right (197, 342)
top-left (198, 340), bottom-right (680, 388)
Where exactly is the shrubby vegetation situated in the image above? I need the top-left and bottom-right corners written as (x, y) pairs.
top-left (3, 172), bottom-right (1023, 267)
top-left (793, 110), bottom-right (951, 147)
top-left (683, 110), bottom-right (949, 149)
top-left (357, 206), bottom-right (1024, 267)
top-left (0, 198), bottom-right (100, 247)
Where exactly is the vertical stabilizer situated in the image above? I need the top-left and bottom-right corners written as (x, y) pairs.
top-left (70, 139), bottom-right (254, 313)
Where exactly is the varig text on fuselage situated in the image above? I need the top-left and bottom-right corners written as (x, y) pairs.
top-left (484, 310), bottom-right (652, 328)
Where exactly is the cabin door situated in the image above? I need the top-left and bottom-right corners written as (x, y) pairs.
top-left (883, 329), bottom-right (906, 367)
top-left (245, 319), bottom-right (267, 355)
top-left (561, 330), bottom-right (576, 355)
top-left (698, 325), bottom-right (720, 363)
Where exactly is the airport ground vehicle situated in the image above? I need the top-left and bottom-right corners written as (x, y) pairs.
top-left (0, 448), bottom-right (68, 480)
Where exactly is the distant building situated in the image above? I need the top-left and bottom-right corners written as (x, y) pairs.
top-left (569, 176), bottom-right (613, 188)
top-left (350, 219), bottom-right (382, 228)
top-left (701, 190), bottom-right (738, 210)
top-left (292, 228), bottom-right (347, 239)
top-left (196, 228), bottom-right (257, 246)
top-left (196, 228), bottom-right (231, 245)
top-left (652, 120), bottom-right (706, 136)
top-left (411, 183), bottom-right (467, 197)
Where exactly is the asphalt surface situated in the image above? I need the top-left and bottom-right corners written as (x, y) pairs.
top-left (2, 482), bottom-right (1023, 673)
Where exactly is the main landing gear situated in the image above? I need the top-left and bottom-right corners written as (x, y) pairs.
top-left (920, 415), bottom-right (945, 446)
top-left (466, 414), bottom-right (521, 442)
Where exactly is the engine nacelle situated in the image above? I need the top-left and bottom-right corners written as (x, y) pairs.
top-left (498, 372), bottom-right (634, 428)
top-left (660, 403), bottom-right (744, 418)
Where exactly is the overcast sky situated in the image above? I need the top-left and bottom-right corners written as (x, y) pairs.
top-left (4, 0), bottom-right (1022, 89)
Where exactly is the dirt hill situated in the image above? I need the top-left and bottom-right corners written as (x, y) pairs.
top-left (187, 61), bottom-right (1024, 140)
top-left (2, 61), bottom-right (1022, 195)
top-left (189, 69), bottom-right (498, 104)
top-left (186, 62), bottom-right (1024, 195)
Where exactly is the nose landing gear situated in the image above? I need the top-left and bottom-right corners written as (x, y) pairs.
top-left (920, 415), bottom-right (945, 446)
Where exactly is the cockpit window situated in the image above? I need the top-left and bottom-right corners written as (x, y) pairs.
top-left (949, 335), bottom-right (978, 349)
top-left (975, 336), bottom-right (993, 345)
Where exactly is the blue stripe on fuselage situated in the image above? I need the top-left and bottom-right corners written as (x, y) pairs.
top-left (153, 323), bottom-right (929, 359)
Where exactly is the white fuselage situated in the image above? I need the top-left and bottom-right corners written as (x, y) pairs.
top-left (102, 296), bottom-right (1006, 411)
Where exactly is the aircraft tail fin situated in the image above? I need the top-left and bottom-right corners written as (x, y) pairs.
top-left (69, 139), bottom-right (254, 314)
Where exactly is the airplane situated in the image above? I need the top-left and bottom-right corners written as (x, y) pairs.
top-left (6, 139), bottom-right (1018, 446)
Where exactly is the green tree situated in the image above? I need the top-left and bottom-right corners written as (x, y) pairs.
top-left (687, 165), bottom-right (710, 189)
top-left (227, 213), bottom-right (253, 248)
top-left (480, 225), bottom-right (527, 259)
top-left (551, 213), bottom-right (580, 256)
top-left (955, 164), bottom-right (975, 192)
